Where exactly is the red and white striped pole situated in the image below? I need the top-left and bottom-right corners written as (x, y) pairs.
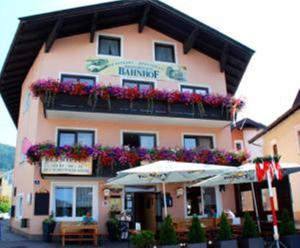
top-left (266, 168), bottom-right (280, 248)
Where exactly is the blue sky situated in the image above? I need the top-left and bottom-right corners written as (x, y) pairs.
top-left (1, 0), bottom-right (299, 147)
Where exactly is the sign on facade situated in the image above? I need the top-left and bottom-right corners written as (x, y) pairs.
top-left (41, 159), bottom-right (92, 175)
top-left (86, 58), bottom-right (187, 82)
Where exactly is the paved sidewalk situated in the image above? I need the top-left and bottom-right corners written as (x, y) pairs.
top-left (0, 220), bottom-right (128, 248)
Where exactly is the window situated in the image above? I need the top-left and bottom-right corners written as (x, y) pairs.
top-left (272, 144), bottom-right (278, 156)
top-left (262, 188), bottom-right (278, 211)
top-left (186, 187), bottom-right (216, 217)
top-left (123, 132), bottom-right (156, 149)
top-left (123, 80), bottom-right (154, 91)
top-left (234, 140), bottom-right (244, 151)
top-left (54, 186), bottom-right (94, 219)
top-left (61, 74), bottom-right (96, 86)
top-left (183, 135), bottom-right (214, 150)
top-left (16, 194), bottom-right (23, 219)
top-left (57, 130), bottom-right (95, 146)
top-left (181, 85), bottom-right (209, 95)
top-left (23, 91), bottom-right (31, 113)
top-left (241, 191), bottom-right (254, 211)
top-left (154, 43), bottom-right (175, 63)
top-left (98, 35), bottom-right (121, 56)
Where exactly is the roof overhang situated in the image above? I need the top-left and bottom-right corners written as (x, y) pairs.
top-left (0, 0), bottom-right (254, 127)
top-left (249, 104), bottom-right (300, 143)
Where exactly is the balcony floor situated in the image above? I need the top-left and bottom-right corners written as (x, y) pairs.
top-left (46, 110), bottom-right (231, 128)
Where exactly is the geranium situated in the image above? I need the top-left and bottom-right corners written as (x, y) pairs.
top-left (29, 79), bottom-right (245, 114)
top-left (26, 143), bottom-right (250, 167)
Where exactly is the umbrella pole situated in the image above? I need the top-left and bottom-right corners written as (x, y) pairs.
top-left (162, 182), bottom-right (168, 218)
top-left (266, 170), bottom-right (280, 248)
top-left (250, 182), bottom-right (261, 233)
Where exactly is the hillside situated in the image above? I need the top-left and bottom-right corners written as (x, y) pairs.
top-left (0, 143), bottom-right (15, 172)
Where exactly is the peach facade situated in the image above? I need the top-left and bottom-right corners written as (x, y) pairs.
top-left (261, 109), bottom-right (300, 222)
top-left (11, 24), bottom-right (235, 237)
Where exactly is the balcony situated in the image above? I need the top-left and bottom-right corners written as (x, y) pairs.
top-left (28, 143), bottom-right (248, 179)
top-left (31, 80), bottom-right (243, 128)
top-left (45, 94), bottom-right (231, 127)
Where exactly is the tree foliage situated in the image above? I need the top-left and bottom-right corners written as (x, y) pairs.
top-left (242, 212), bottom-right (258, 238)
top-left (217, 212), bottom-right (232, 241)
top-left (159, 215), bottom-right (178, 245)
top-left (188, 215), bottom-right (206, 243)
top-left (0, 196), bottom-right (11, 213)
top-left (279, 209), bottom-right (296, 236)
top-left (0, 143), bottom-right (15, 172)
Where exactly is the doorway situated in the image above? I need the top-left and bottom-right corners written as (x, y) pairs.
top-left (134, 193), bottom-right (157, 231)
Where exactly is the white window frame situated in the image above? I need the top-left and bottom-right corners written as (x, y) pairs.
top-left (183, 185), bottom-right (222, 219)
top-left (181, 132), bottom-right (216, 150)
top-left (119, 77), bottom-right (157, 89)
top-left (120, 129), bottom-right (159, 147)
top-left (23, 90), bottom-right (31, 114)
top-left (234, 139), bottom-right (244, 151)
top-left (16, 193), bottom-right (23, 220)
top-left (96, 32), bottom-right (124, 58)
top-left (50, 181), bottom-right (99, 222)
top-left (179, 83), bottom-right (211, 94)
top-left (59, 72), bottom-right (99, 85)
top-left (55, 127), bottom-right (98, 146)
top-left (152, 40), bottom-right (178, 65)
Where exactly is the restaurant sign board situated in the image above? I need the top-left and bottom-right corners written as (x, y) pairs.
top-left (86, 58), bottom-right (187, 82)
top-left (41, 159), bottom-right (92, 175)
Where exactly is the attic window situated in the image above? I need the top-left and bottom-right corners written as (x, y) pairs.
top-left (154, 43), bottom-right (175, 63)
top-left (98, 35), bottom-right (121, 57)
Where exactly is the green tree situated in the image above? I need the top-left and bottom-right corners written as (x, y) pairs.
top-left (0, 143), bottom-right (15, 172)
top-left (0, 196), bottom-right (11, 213)
top-left (279, 209), bottom-right (296, 236)
top-left (159, 215), bottom-right (178, 245)
top-left (217, 213), bottom-right (232, 241)
top-left (131, 230), bottom-right (155, 248)
top-left (242, 212), bottom-right (258, 238)
top-left (188, 215), bottom-right (206, 243)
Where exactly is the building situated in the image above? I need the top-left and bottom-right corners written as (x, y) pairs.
top-left (249, 90), bottom-right (300, 223)
top-left (0, 0), bottom-right (255, 238)
top-left (0, 170), bottom-right (14, 199)
top-left (231, 118), bottom-right (266, 158)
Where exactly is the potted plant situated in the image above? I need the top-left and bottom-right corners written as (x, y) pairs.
top-left (159, 215), bottom-right (179, 248)
top-left (239, 212), bottom-right (264, 248)
top-left (215, 213), bottom-right (237, 248)
top-left (42, 213), bottom-right (56, 242)
top-left (106, 212), bottom-right (120, 241)
top-left (131, 230), bottom-right (156, 248)
top-left (187, 215), bottom-right (207, 248)
top-left (280, 209), bottom-right (300, 248)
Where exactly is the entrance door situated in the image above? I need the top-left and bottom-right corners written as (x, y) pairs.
top-left (134, 193), bottom-right (157, 232)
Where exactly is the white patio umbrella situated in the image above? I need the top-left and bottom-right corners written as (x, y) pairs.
top-left (107, 160), bottom-right (236, 217)
top-left (192, 162), bottom-right (300, 187)
top-left (192, 162), bottom-right (300, 235)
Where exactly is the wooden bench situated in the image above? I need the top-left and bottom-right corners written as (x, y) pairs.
top-left (53, 222), bottom-right (100, 247)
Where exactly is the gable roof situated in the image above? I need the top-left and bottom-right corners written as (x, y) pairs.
top-left (249, 90), bottom-right (300, 143)
top-left (0, 0), bottom-right (254, 127)
top-left (233, 118), bottom-right (266, 130)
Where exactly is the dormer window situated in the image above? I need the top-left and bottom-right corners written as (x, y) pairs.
top-left (154, 42), bottom-right (176, 63)
top-left (98, 35), bottom-right (121, 57)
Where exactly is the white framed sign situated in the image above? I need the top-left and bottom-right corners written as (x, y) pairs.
top-left (41, 159), bottom-right (92, 175)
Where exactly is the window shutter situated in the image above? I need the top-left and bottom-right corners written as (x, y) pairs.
top-left (34, 192), bottom-right (50, 215)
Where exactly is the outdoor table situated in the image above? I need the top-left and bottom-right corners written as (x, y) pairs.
top-left (60, 223), bottom-right (99, 247)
